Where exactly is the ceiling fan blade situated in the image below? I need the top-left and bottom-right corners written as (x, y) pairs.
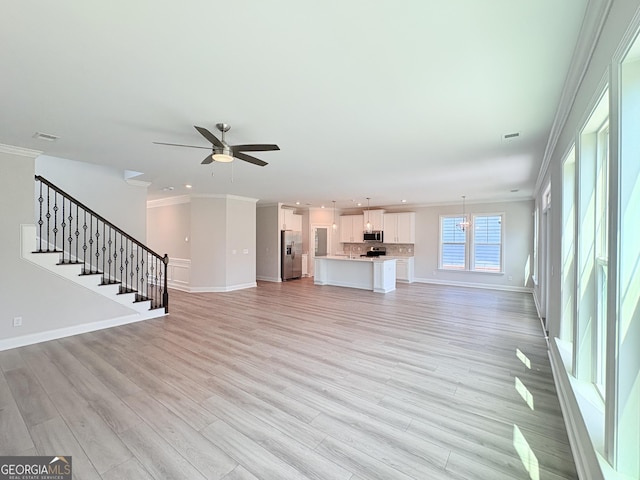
top-left (194, 126), bottom-right (224, 148)
top-left (234, 151), bottom-right (268, 166)
top-left (201, 154), bottom-right (214, 164)
top-left (232, 144), bottom-right (280, 152)
top-left (153, 141), bottom-right (210, 150)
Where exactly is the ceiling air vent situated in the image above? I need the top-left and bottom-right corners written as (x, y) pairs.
top-left (503, 132), bottom-right (520, 139)
top-left (32, 132), bottom-right (60, 142)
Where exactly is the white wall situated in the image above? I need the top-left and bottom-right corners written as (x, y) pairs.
top-left (412, 200), bottom-right (534, 291)
top-left (146, 198), bottom-right (191, 291)
top-left (226, 197), bottom-right (257, 288)
top-left (189, 196), bottom-right (228, 290)
top-left (147, 195), bottom-right (258, 292)
top-left (0, 149), bottom-right (139, 350)
top-left (36, 155), bottom-right (148, 242)
top-left (146, 198), bottom-right (191, 260)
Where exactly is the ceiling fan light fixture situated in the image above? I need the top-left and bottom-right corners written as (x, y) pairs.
top-left (212, 153), bottom-right (234, 163)
top-left (213, 145), bottom-right (234, 163)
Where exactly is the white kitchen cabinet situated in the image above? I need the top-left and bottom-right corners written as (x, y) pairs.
top-left (291, 213), bottom-right (302, 231)
top-left (395, 257), bottom-right (415, 283)
top-left (383, 212), bottom-right (415, 243)
top-left (364, 209), bottom-right (385, 231)
top-left (282, 208), bottom-right (302, 231)
top-left (339, 215), bottom-right (364, 243)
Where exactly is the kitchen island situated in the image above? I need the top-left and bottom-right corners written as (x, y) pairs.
top-left (314, 256), bottom-right (396, 293)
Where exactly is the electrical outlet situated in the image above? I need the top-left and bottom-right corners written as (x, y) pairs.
top-left (508, 275), bottom-right (513, 281)
top-left (13, 316), bottom-right (22, 327)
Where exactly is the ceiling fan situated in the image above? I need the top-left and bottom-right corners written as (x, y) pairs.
top-left (153, 124), bottom-right (279, 166)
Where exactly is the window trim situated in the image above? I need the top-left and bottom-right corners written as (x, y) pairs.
top-left (438, 215), bottom-right (468, 270)
top-left (438, 212), bottom-right (505, 274)
top-left (471, 213), bottom-right (504, 273)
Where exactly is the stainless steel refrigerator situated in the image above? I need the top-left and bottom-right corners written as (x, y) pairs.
top-left (281, 230), bottom-right (302, 281)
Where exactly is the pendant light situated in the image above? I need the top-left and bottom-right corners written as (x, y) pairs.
top-left (457, 195), bottom-right (471, 232)
top-left (365, 197), bottom-right (372, 233)
top-left (332, 200), bottom-right (337, 230)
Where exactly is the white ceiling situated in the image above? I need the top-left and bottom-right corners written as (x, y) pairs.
top-left (1, 1), bottom-right (589, 209)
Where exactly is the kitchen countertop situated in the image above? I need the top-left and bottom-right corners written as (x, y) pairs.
top-left (324, 255), bottom-right (396, 262)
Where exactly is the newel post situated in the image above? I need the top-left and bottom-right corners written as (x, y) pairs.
top-left (163, 253), bottom-right (169, 313)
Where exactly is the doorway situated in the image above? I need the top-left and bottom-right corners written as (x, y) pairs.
top-left (309, 224), bottom-right (332, 276)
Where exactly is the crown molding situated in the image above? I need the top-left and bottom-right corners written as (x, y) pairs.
top-left (534, 0), bottom-right (614, 196)
top-left (192, 193), bottom-right (258, 203)
top-left (0, 143), bottom-right (43, 158)
top-left (146, 195), bottom-right (191, 208)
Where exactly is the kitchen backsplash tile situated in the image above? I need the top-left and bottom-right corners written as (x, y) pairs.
top-left (343, 243), bottom-right (414, 257)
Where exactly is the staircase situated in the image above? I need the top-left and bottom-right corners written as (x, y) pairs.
top-left (22, 176), bottom-right (169, 321)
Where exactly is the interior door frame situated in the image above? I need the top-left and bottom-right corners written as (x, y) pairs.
top-left (309, 223), bottom-right (333, 277)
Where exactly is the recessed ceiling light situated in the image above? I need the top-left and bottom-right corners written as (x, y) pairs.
top-left (162, 186), bottom-right (175, 191)
top-left (185, 184), bottom-right (193, 189)
top-left (295, 201), bottom-right (300, 205)
top-left (356, 202), bottom-right (362, 207)
top-left (401, 199), bottom-right (407, 203)
top-left (32, 131), bottom-right (59, 142)
top-left (321, 205), bottom-right (325, 209)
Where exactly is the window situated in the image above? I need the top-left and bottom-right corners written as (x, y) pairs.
top-left (440, 216), bottom-right (466, 269)
top-left (439, 213), bottom-right (504, 272)
top-left (594, 121), bottom-right (609, 394)
top-left (473, 215), bottom-right (502, 272)
top-left (560, 145), bottom-right (576, 343)
top-left (576, 88), bottom-right (609, 397)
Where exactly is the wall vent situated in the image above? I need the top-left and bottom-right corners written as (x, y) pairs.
top-left (32, 132), bottom-right (59, 142)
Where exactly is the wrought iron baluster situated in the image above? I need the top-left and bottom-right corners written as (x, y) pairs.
top-left (101, 222), bottom-right (106, 282)
top-left (95, 219), bottom-right (101, 277)
top-left (53, 191), bottom-right (59, 251)
top-left (75, 204), bottom-right (80, 262)
top-left (135, 246), bottom-right (140, 298)
top-left (89, 214), bottom-right (94, 273)
top-left (107, 226), bottom-right (113, 283)
top-left (61, 197), bottom-right (66, 261)
top-left (120, 235), bottom-right (124, 290)
top-left (130, 246), bottom-right (135, 294)
top-left (162, 254), bottom-right (169, 312)
top-left (46, 185), bottom-right (51, 251)
top-left (82, 210), bottom-right (88, 270)
top-left (125, 239), bottom-right (129, 292)
top-left (144, 251), bottom-right (150, 303)
top-left (38, 180), bottom-right (44, 252)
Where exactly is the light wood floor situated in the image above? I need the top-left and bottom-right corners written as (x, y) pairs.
top-left (0, 279), bottom-right (577, 480)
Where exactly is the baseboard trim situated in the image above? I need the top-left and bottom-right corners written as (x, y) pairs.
top-left (413, 277), bottom-right (533, 293)
top-left (548, 339), bottom-right (604, 480)
top-left (189, 282), bottom-right (258, 293)
top-left (256, 276), bottom-right (282, 283)
top-left (166, 282), bottom-right (191, 293)
top-left (0, 312), bottom-right (164, 352)
top-left (533, 288), bottom-right (544, 319)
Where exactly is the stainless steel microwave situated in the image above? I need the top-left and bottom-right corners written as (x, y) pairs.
top-left (363, 231), bottom-right (383, 242)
